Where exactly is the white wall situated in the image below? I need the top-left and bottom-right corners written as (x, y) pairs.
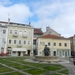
top-left (0, 26), bottom-right (7, 54)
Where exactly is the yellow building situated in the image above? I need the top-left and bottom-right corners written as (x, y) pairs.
top-left (36, 34), bottom-right (71, 58)
top-left (7, 22), bottom-right (33, 56)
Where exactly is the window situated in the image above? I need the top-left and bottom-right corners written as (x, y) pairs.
top-left (24, 41), bottom-right (26, 44)
top-left (62, 51), bottom-right (64, 55)
top-left (42, 42), bottom-right (45, 46)
top-left (15, 32), bottom-right (17, 34)
top-left (64, 43), bottom-right (67, 47)
top-left (40, 42), bottom-right (42, 44)
top-left (13, 51), bottom-right (16, 53)
top-left (1, 47), bottom-right (4, 52)
top-left (3, 30), bottom-right (6, 34)
top-left (19, 40), bottom-right (21, 44)
top-left (28, 41), bottom-right (30, 45)
top-left (19, 31), bottom-right (22, 35)
top-left (48, 42), bottom-right (50, 46)
top-left (54, 42), bottom-right (56, 46)
top-left (14, 30), bottom-right (17, 34)
top-left (14, 40), bottom-right (16, 44)
top-left (29, 31), bottom-right (31, 36)
top-left (13, 51), bottom-right (16, 55)
top-left (10, 30), bottom-right (12, 34)
top-left (33, 40), bottom-right (36, 45)
top-left (2, 38), bottom-right (5, 43)
top-left (59, 43), bottom-right (61, 46)
top-left (24, 31), bottom-right (26, 34)
top-left (23, 31), bottom-right (27, 36)
top-left (9, 40), bottom-right (11, 44)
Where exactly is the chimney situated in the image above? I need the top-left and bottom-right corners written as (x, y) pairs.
top-left (46, 26), bottom-right (50, 32)
top-left (8, 18), bottom-right (10, 25)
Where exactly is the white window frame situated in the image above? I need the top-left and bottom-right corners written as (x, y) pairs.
top-left (19, 40), bottom-right (21, 44)
top-left (2, 38), bottom-right (5, 43)
top-left (14, 30), bottom-right (17, 34)
top-left (19, 30), bottom-right (22, 35)
top-left (3, 30), bottom-right (6, 34)
top-left (42, 42), bottom-right (45, 46)
top-left (24, 40), bottom-right (26, 45)
top-left (14, 40), bottom-right (17, 44)
top-left (8, 39), bottom-right (12, 45)
top-left (48, 42), bottom-right (50, 46)
top-left (10, 30), bottom-right (12, 34)
top-left (28, 40), bottom-right (31, 45)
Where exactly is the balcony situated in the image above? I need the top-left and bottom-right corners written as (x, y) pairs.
top-left (13, 31), bottom-right (18, 37)
top-left (23, 33), bottom-right (28, 38)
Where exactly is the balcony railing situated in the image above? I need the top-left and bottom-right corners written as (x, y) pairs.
top-left (22, 33), bottom-right (28, 38)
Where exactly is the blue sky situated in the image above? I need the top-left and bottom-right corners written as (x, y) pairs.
top-left (0, 0), bottom-right (75, 37)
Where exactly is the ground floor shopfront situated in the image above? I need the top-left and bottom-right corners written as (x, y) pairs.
top-left (7, 47), bottom-right (31, 56)
top-left (57, 49), bottom-right (70, 57)
top-left (38, 49), bottom-right (70, 58)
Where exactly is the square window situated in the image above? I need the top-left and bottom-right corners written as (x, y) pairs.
top-left (28, 41), bottom-right (30, 45)
top-left (9, 40), bottom-right (11, 44)
top-left (59, 43), bottom-right (61, 46)
top-left (19, 40), bottom-right (21, 44)
top-left (33, 40), bottom-right (36, 45)
top-left (42, 42), bottom-right (45, 46)
top-left (54, 42), bottom-right (56, 46)
top-left (14, 30), bottom-right (17, 34)
top-left (48, 42), bottom-right (50, 46)
top-left (10, 30), bottom-right (12, 34)
top-left (19, 31), bottom-right (22, 35)
top-left (24, 41), bottom-right (26, 44)
top-left (64, 43), bottom-right (67, 47)
top-left (14, 40), bottom-right (16, 44)
top-left (3, 30), bottom-right (6, 34)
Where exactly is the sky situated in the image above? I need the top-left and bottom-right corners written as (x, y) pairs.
top-left (0, 0), bottom-right (75, 37)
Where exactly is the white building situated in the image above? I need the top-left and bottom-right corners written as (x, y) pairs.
top-left (0, 23), bottom-right (8, 54)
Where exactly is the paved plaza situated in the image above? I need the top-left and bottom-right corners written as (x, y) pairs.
top-left (0, 57), bottom-right (74, 75)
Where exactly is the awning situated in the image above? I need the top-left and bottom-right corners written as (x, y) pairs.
top-left (12, 48), bottom-right (27, 51)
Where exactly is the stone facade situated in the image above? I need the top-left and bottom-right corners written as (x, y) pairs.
top-left (44, 27), bottom-right (61, 36)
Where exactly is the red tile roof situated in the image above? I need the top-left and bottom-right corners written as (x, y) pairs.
top-left (34, 28), bottom-right (43, 35)
top-left (38, 34), bottom-right (67, 39)
top-left (68, 35), bottom-right (75, 39)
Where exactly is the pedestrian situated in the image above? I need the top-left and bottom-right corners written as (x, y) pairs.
top-left (1, 52), bottom-right (4, 57)
top-left (73, 57), bottom-right (75, 65)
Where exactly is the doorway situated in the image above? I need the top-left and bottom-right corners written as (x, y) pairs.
top-left (27, 50), bottom-right (30, 55)
top-left (1, 47), bottom-right (4, 53)
top-left (54, 51), bottom-right (56, 56)
top-left (18, 51), bottom-right (21, 56)
top-left (65, 51), bottom-right (67, 57)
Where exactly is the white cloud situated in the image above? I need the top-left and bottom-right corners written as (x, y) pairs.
top-left (0, 0), bottom-right (75, 37)
top-left (0, 3), bottom-right (33, 23)
top-left (0, 0), bottom-right (12, 5)
top-left (32, 0), bottom-right (75, 37)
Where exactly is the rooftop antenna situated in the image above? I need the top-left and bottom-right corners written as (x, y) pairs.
top-left (28, 16), bottom-right (31, 25)
top-left (41, 17), bottom-right (44, 30)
